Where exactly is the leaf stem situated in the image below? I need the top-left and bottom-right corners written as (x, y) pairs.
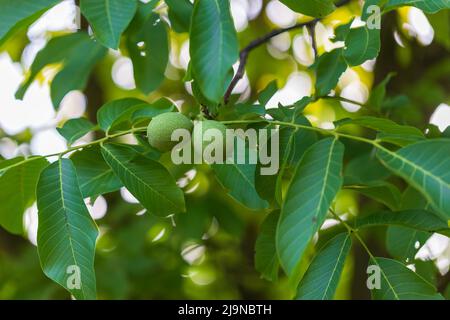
top-left (0, 127), bottom-right (148, 173)
top-left (329, 209), bottom-right (376, 260)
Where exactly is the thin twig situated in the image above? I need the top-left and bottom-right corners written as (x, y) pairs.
top-left (223, 0), bottom-right (353, 104)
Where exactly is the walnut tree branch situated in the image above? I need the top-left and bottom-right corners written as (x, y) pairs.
top-left (223, 0), bottom-right (352, 105)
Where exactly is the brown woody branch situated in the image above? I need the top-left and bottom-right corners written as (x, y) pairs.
top-left (223, 0), bottom-right (352, 104)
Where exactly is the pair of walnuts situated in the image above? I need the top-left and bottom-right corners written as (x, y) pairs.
top-left (147, 112), bottom-right (227, 153)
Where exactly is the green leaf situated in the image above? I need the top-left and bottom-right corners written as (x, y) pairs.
top-left (367, 73), bottom-right (396, 111)
top-left (280, 0), bottom-right (336, 17)
top-left (15, 33), bottom-right (107, 109)
top-left (97, 98), bottom-right (149, 132)
top-left (126, 6), bottom-right (169, 94)
top-left (212, 145), bottom-right (268, 210)
top-left (166, 0), bottom-right (193, 33)
top-left (354, 210), bottom-right (449, 233)
top-left (71, 146), bottom-right (123, 199)
top-left (57, 118), bottom-right (96, 146)
top-left (386, 186), bottom-right (434, 261)
top-left (343, 26), bottom-right (381, 66)
top-left (0, 157), bottom-right (48, 234)
top-left (276, 138), bottom-right (344, 275)
top-left (385, 0), bottom-right (450, 14)
top-left (296, 233), bottom-right (352, 300)
top-left (37, 158), bottom-right (98, 300)
top-left (333, 20), bottom-right (353, 42)
top-left (258, 80), bottom-right (278, 106)
top-left (255, 211), bottom-right (280, 281)
top-left (377, 139), bottom-right (450, 219)
top-left (337, 116), bottom-right (425, 146)
top-left (387, 226), bottom-right (430, 261)
top-left (0, 0), bottom-right (59, 45)
top-left (347, 181), bottom-right (402, 211)
top-left (369, 257), bottom-right (444, 299)
top-left (80, 0), bottom-right (138, 49)
top-left (362, 0), bottom-right (385, 21)
top-left (101, 144), bottom-right (185, 216)
top-left (344, 152), bottom-right (391, 184)
top-left (190, 0), bottom-right (239, 103)
top-left (315, 49), bottom-right (347, 97)
top-left (131, 98), bottom-right (176, 123)
top-left (429, 10), bottom-right (450, 50)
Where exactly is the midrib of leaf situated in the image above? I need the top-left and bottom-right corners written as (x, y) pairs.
top-left (57, 159), bottom-right (87, 299)
top-left (79, 169), bottom-right (113, 190)
top-left (213, 0), bottom-right (224, 91)
top-left (102, 146), bottom-right (179, 208)
top-left (315, 139), bottom-right (337, 221)
top-left (321, 234), bottom-right (349, 299)
top-left (104, 0), bottom-right (115, 47)
top-left (355, 27), bottom-right (370, 63)
top-left (372, 257), bottom-right (400, 300)
top-left (378, 144), bottom-right (448, 207)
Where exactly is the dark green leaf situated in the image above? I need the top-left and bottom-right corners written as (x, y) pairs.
top-left (212, 145), bottom-right (268, 210)
top-left (276, 138), bottom-right (344, 275)
top-left (166, 0), bottom-right (193, 33)
top-left (190, 0), bottom-right (239, 103)
top-left (296, 233), bottom-right (352, 300)
top-left (15, 33), bottom-right (107, 109)
top-left (71, 146), bottom-right (123, 199)
top-left (0, 0), bottom-right (59, 45)
top-left (37, 158), bottom-right (98, 300)
top-left (385, 0), bottom-right (450, 14)
top-left (255, 211), bottom-right (280, 281)
top-left (101, 144), bottom-right (185, 216)
top-left (80, 0), bottom-right (138, 49)
top-left (0, 157), bottom-right (48, 234)
top-left (369, 257), bottom-right (444, 299)
top-left (344, 26), bottom-right (381, 66)
top-left (57, 118), bottom-right (96, 145)
top-left (377, 139), bottom-right (450, 219)
top-left (280, 0), bottom-right (335, 17)
top-left (97, 98), bottom-right (149, 132)
top-left (315, 49), bottom-right (347, 97)
top-left (126, 7), bottom-right (169, 94)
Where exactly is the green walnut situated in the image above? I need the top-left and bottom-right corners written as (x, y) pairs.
top-left (193, 120), bottom-right (229, 158)
top-left (147, 112), bottom-right (193, 152)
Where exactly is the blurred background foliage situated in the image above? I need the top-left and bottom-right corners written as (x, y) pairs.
top-left (0, 0), bottom-right (449, 299)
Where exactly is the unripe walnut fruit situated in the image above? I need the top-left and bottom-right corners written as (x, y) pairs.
top-left (147, 112), bottom-right (193, 152)
top-left (193, 120), bottom-right (230, 158)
